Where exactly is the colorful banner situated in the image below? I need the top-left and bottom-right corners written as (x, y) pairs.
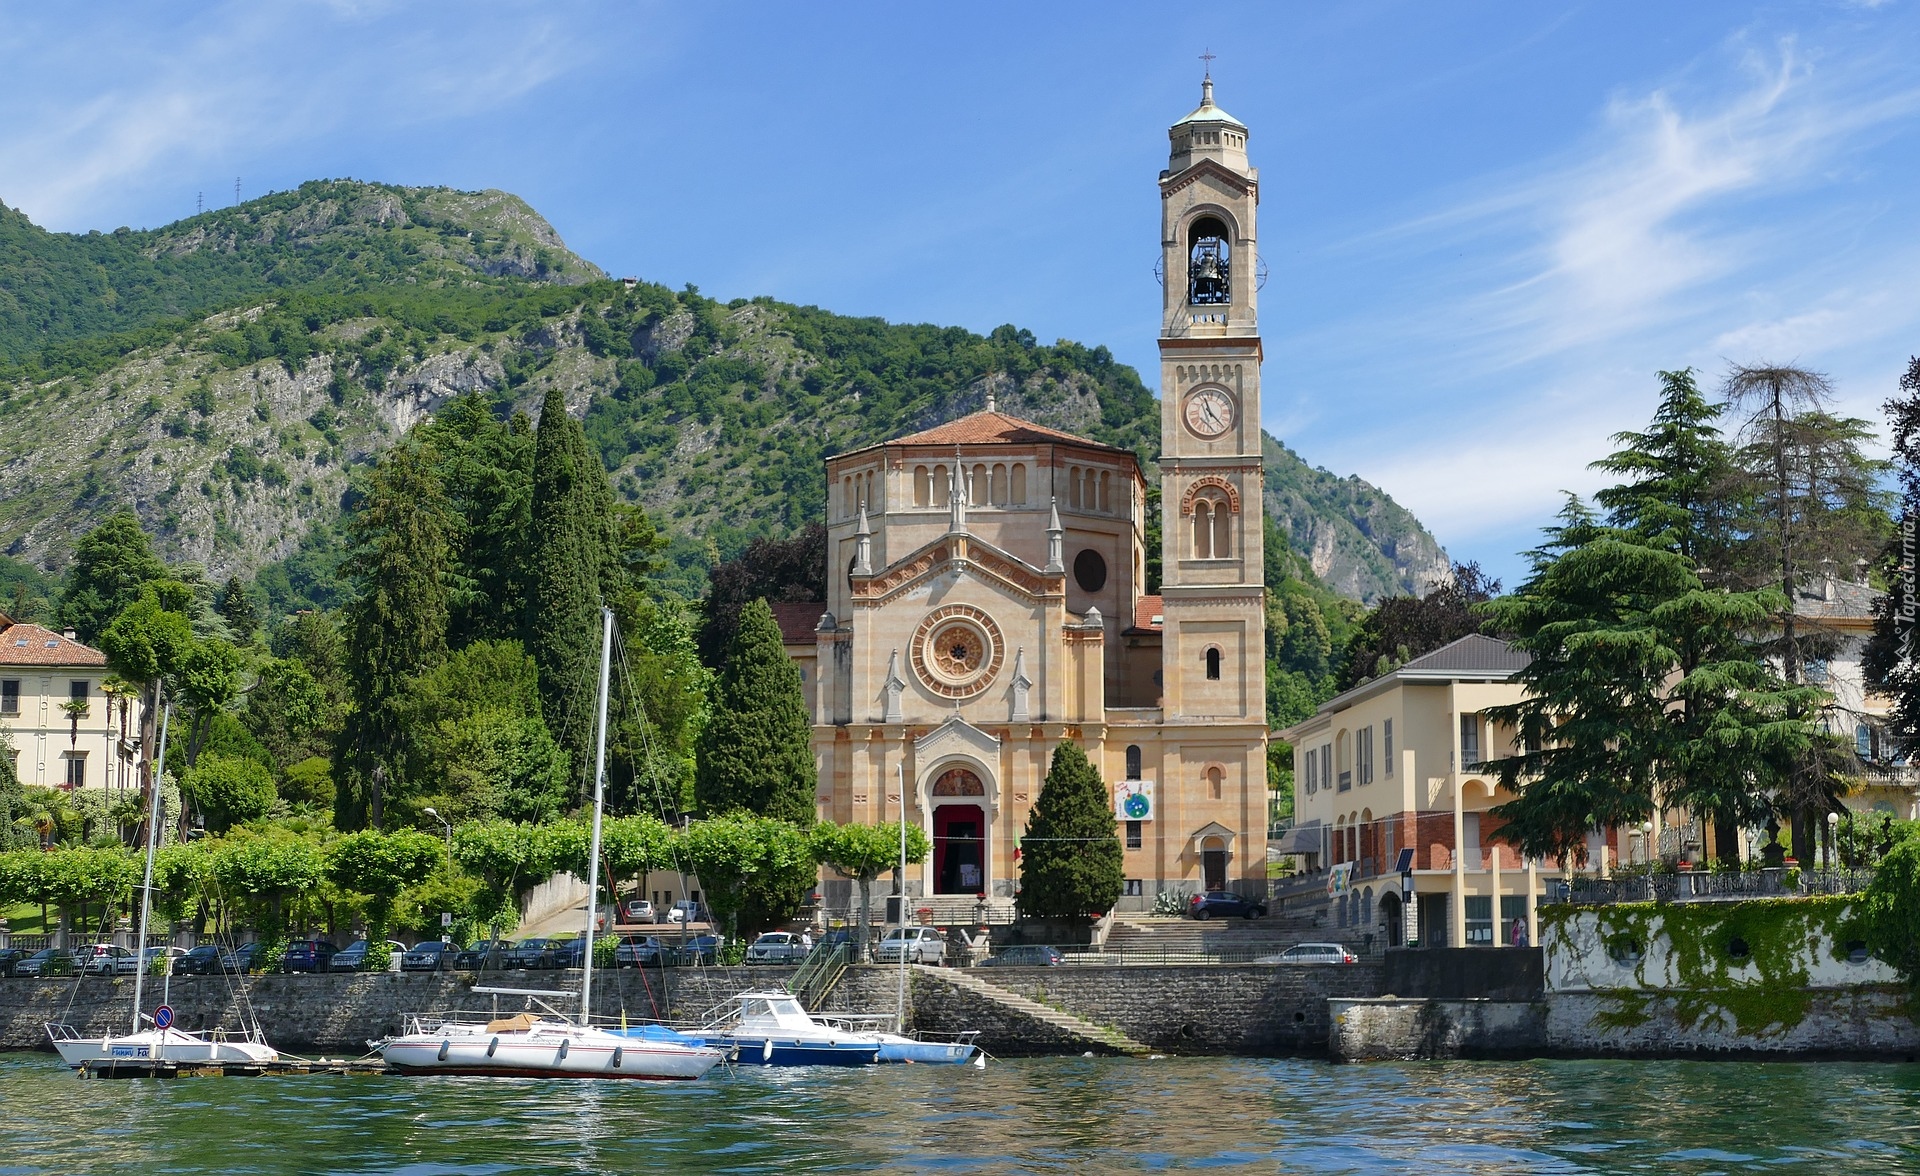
top-left (1113, 780), bottom-right (1154, 822)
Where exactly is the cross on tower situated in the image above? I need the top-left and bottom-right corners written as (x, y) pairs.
top-left (1199, 48), bottom-right (1215, 78)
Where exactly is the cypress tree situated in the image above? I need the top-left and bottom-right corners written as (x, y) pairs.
top-left (527, 387), bottom-right (606, 799)
top-left (1016, 742), bottom-right (1123, 921)
top-left (217, 576), bottom-right (258, 640)
top-left (337, 443), bottom-right (453, 829)
top-left (694, 598), bottom-right (816, 824)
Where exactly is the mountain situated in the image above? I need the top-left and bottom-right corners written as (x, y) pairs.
top-left (0, 182), bottom-right (1446, 609)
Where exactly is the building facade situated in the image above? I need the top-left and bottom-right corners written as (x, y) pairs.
top-left (0, 612), bottom-right (140, 796)
top-left (783, 80), bottom-right (1270, 911)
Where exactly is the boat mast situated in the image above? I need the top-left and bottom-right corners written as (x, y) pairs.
top-left (896, 761), bottom-right (907, 1031)
top-left (129, 701), bottom-right (171, 1035)
top-left (578, 605), bottom-right (615, 1028)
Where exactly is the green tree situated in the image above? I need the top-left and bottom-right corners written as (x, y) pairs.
top-left (58, 511), bottom-right (169, 643)
top-left (527, 386), bottom-right (610, 795)
top-left (209, 830), bottom-right (323, 945)
top-left (181, 754), bottom-right (277, 833)
top-left (694, 599), bottom-right (816, 824)
top-left (1338, 562), bottom-right (1501, 690)
top-left (337, 442), bottom-right (453, 829)
top-left (0, 727), bottom-right (35, 849)
top-left (217, 577), bottom-right (259, 641)
top-left (98, 581), bottom-right (195, 837)
top-left (174, 637), bottom-right (248, 768)
top-left (416, 393), bottom-right (537, 649)
top-left (243, 657), bottom-right (334, 769)
top-left (1016, 742), bottom-right (1123, 922)
top-left (325, 829), bottom-right (442, 966)
top-left (1867, 357), bottom-right (1920, 759)
top-left (811, 820), bottom-right (929, 952)
top-left (679, 814), bottom-right (817, 938)
top-left (1857, 824), bottom-right (1920, 990)
top-left (394, 639), bottom-right (569, 824)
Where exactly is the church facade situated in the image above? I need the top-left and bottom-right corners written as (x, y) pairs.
top-left (780, 80), bottom-right (1269, 910)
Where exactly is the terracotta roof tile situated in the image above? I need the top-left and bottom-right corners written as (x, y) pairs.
top-left (1130, 595), bottom-right (1165, 631)
top-left (0, 622), bottom-right (108, 668)
top-left (840, 409), bottom-right (1134, 458)
top-left (767, 602), bottom-right (827, 645)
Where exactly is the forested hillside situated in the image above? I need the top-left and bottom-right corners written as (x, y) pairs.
top-left (0, 181), bottom-right (1446, 610)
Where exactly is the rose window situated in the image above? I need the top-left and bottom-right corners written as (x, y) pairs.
top-left (910, 605), bottom-right (1004, 700)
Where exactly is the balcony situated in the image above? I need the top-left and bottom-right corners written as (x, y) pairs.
top-left (1337, 771), bottom-right (1352, 793)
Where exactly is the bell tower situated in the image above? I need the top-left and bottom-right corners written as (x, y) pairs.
top-left (1157, 75), bottom-right (1265, 725)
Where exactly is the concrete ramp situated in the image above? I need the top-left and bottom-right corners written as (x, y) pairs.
top-left (912, 965), bottom-right (1150, 1057)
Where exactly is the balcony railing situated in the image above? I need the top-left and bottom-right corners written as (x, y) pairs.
top-left (1556, 867), bottom-right (1873, 905)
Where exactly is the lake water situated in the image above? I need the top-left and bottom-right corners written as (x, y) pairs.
top-left (2, 1050), bottom-right (1918, 1173)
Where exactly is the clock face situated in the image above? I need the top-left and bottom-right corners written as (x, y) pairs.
top-left (1184, 387), bottom-right (1236, 438)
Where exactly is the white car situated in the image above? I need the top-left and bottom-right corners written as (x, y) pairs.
top-left (873, 926), bottom-right (945, 965)
top-left (666, 901), bottom-right (705, 925)
top-left (622, 899), bottom-right (656, 924)
top-left (1257, 942), bottom-right (1358, 965)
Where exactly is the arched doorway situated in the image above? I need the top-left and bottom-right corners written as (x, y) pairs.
top-left (931, 768), bottom-right (987, 895)
top-left (1381, 893), bottom-right (1402, 947)
top-left (1200, 834), bottom-right (1228, 891)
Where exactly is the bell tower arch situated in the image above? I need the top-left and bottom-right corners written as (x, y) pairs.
top-left (1157, 74), bottom-right (1265, 728)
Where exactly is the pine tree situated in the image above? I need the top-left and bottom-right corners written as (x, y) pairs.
top-left (336, 443), bottom-right (453, 829)
top-left (1868, 357), bottom-right (1920, 757)
top-left (693, 598), bottom-right (816, 824)
top-left (1016, 742), bottom-right (1123, 921)
top-left (417, 394), bottom-right (536, 650)
top-left (527, 387), bottom-right (606, 799)
top-left (217, 577), bottom-right (258, 640)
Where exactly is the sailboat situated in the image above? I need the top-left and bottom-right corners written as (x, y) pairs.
top-left (46, 703), bottom-right (281, 1074)
top-left (374, 607), bottom-right (727, 1081)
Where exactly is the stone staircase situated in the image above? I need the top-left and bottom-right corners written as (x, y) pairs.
top-left (914, 965), bottom-right (1150, 1056)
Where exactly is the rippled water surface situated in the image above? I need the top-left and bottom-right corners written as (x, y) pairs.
top-left (3, 1051), bottom-right (1919, 1173)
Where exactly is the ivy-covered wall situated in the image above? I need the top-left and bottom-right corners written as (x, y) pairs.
top-left (1542, 898), bottom-right (1900, 1039)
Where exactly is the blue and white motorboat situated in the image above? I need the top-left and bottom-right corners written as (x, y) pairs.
top-left (690, 992), bottom-right (880, 1066)
top-left (811, 1013), bottom-right (981, 1065)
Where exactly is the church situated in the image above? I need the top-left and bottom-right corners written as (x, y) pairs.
top-left (777, 78), bottom-right (1269, 913)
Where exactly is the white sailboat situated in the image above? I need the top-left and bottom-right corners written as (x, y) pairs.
top-left (374, 606), bottom-right (727, 1081)
top-left (47, 703), bottom-right (280, 1074)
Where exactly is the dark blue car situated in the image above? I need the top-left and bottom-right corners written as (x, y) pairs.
top-left (281, 940), bottom-right (338, 972)
top-left (1188, 890), bottom-right (1267, 921)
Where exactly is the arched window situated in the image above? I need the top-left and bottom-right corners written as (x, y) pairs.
top-left (1125, 745), bottom-right (1142, 780)
top-left (1010, 464), bottom-right (1028, 504)
top-left (1212, 501), bottom-right (1230, 558)
top-left (1192, 491), bottom-right (1231, 558)
top-left (913, 465), bottom-right (930, 507)
top-left (1193, 502), bottom-right (1213, 558)
top-left (1206, 765), bottom-right (1224, 800)
top-left (1205, 647), bottom-right (1221, 680)
top-left (1099, 470), bottom-right (1111, 513)
top-left (972, 464), bottom-right (988, 506)
top-left (1068, 467), bottom-right (1082, 510)
top-left (1188, 215), bottom-right (1231, 305)
top-left (932, 465), bottom-right (950, 508)
top-left (991, 464), bottom-right (1008, 505)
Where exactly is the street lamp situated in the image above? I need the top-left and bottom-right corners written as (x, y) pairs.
top-left (1826, 810), bottom-right (1841, 872)
top-left (423, 806), bottom-right (453, 867)
top-left (1640, 821), bottom-right (1653, 866)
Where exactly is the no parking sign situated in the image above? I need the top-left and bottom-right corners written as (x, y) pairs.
top-left (153, 1005), bottom-right (173, 1030)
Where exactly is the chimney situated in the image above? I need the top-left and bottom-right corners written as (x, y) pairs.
top-left (62, 627), bottom-right (77, 641)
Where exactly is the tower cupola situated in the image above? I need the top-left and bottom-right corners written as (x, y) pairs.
top-left (1167, 77), bottom-right (1249, 175)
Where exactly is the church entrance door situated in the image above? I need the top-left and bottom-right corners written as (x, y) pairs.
top-left (1201, 839), bottom-right (1228, 891)
top-left (933, 806), bottom-right (985, 895)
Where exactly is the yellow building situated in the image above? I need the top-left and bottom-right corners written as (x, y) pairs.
top-left (1279, 636), bottom-right (1552, 949)
top-left (779, 79), bottom-right (1271, 914)
top-left (0, 612), bottom-right (141, 797)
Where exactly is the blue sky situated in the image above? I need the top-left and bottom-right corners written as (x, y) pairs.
top-left (4, 2), bottom-right (1920, 586)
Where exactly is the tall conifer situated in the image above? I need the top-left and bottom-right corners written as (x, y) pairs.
top-left (337, 443), bottom-right (452, 829)
top-left (527, 387), bottom-right (606, 798)
top-left (1016, 742), bottom-right (1123, 921)
top-left (694, 599), bottom-right (816, 824)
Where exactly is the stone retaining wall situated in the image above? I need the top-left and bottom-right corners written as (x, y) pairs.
top-left (1330, 998), bottom-right (1547, 1060)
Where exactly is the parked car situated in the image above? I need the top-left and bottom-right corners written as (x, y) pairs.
top-left (746, 932), bottom-right (809, 965)
top-left (78, 943), bottom-right (139, 975)
top-left (451, 939), bottom-right (511, 970)
top-left (621, 899), bottom-right (656, 924)
top-left (672, 935), bottom-right (723, 966)
top-left (1258, 942), bottom-right (1358, 965)
top-left (280, 939), bottom-right (339, 973)
top-left (549, 938), bottom-right (587, 968)
top-left (613, 935), bottom-right (668, 968)
top-left (503, 937), bottom-right (560, 969)
top-left (979, 944), bottom-right (1065, 968)
top-left (173, 944), bottom-right (226, 975)
top-left (1188, 890), bottom-right (1267, 921)
top-left (137, 946), bottom-right (186, 975)
top-left (816, 929), bottom-right (855, 954)
top-left (873, 926), bottom-right (945, 965)
top-left (665, 901), bottom-right (705, 925)
top-left (400, 941), bottom-right (454, 972)
top-left (0, 947), bottom-right (28, 977)
top-left (329, 939), bottom-right (407, 972)
top-left (220, 942), bottom-right (266, 974)
top-left (14, 947), bottom-right (77, 977)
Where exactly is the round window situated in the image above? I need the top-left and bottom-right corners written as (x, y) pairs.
top-left (1074, 549), bottom-right (1108, 593)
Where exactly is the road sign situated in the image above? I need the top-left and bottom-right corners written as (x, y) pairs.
top-left (441, 912), bottom-right (453, 927)
top-left (153, 1005), bottom-right (173, 1030)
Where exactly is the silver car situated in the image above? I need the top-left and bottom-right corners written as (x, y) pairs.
top-left (746, 932), bottom-right (809, 965)
top-left (873, 926), bottom-right (945, 965)
top-left (1258, 942), bottom-right (1358, 965)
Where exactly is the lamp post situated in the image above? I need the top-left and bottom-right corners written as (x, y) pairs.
top-left (1826, 810), bottom-right (1841, 873)
top-left (1640, 820), bottom-right (1653, 866)
top-left (423, 806), bottom-right (453, 869)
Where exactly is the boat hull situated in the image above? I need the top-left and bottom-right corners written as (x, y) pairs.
top-left (48, 1026), bottom-right (278, 1071)
top-left (718, 1036), bottom-right (880, 1067)
top-left (380, 1025), bottom-right (723, 1081)
top-left (874, 1038), bottom-right (978, 1065)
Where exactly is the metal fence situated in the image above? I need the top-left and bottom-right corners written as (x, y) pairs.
top-left (1558, 867), bottom-right (1874, 905)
